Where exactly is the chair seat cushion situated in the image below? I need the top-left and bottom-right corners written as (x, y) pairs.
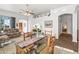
top-left (36, 43), bottom-right (46, 53)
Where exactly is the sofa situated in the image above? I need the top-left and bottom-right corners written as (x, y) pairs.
top-left (3, 28), bottom-right (21, 38)
top-left (0, 28), bottom-right (21, 47)
top-left (0, 35), bottom-right (9, 47)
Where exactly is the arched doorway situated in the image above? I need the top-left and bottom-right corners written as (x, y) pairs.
top-left (58, 14), bottom-right (72, 36)
top-left (58, 14), bottom-right (73, 44)
top-left (57, 14), bottom-right (78, 52)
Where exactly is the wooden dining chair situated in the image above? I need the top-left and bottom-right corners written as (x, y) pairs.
top-left (24, 44), bottom-right (34, 54)
top-left (32, 35), bottom-right (55, 54)
top-left (23, 32), bottom-right (33, 41)
top-left (16, 44), bottom-right (34, 54)
top-left (40, 35), bottom-right (55, 54)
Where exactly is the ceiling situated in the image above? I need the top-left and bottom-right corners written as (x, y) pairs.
top-left (0, 4), bottom-right (71, 14)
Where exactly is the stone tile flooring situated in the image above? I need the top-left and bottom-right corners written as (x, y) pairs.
top-left (0, 36), bottom-right (78, 54)
top-left (0, 36), bottom-right (23, 54)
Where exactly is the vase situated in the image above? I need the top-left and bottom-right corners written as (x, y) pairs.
top-left (36, 31), bottom-right (39, 38)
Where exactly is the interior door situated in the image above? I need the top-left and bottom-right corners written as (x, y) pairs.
top-left (19, 23), bottom-right (23, 33)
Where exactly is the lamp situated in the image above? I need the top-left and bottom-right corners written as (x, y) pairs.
top-left (62, 24), bottom-right (67, 33)
top-left (64, 24), bottom-right (67, 29)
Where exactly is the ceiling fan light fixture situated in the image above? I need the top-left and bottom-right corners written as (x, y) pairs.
top-left (27, 13), bottom-right (31, 16)
top-left (19, 4), bottom-right (35, 16)
top-left (26, 9), bottom-right (29, 11)
top-left (24, 13), bottom-right (27, 15)
top-left (24, 13), bottom-right (31, 16)
top-left (29, 10), bottom-right (32, 13)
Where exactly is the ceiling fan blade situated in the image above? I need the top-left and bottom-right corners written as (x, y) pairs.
top-left (19, 11), bottom-right (23, 13)
top-left (20, 9), bottom-right (26, 12)
top-left (30, 13), bottom-right (35, 15)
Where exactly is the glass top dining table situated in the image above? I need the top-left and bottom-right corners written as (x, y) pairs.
top-left (17, 35), bottom-right (45, 48)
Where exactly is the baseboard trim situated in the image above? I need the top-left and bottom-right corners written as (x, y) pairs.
top-left (55, 46), bottom-right (76, 53)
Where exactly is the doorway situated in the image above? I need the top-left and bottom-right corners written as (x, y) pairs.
top-left (58, 14), bottom-right (72, 36)
top-left (18, 23), bottom-right (23, 33)
top-left (56, 14), bottom-right (78, 52)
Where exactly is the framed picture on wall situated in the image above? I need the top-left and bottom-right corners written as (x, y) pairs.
top-left (44, 20), bottom-right (53, 28)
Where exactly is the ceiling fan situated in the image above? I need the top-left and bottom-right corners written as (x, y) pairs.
top-left (19, 4), bottom-right (35, 16)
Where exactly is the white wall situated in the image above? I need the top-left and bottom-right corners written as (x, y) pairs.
top-left (30, 16), bottom-right (53, 32)
top-left (29, 5), bottom-right (77, 42)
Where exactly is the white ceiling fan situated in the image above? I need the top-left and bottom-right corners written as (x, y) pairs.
top-left (19, 4), bottom-right (35, 16)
